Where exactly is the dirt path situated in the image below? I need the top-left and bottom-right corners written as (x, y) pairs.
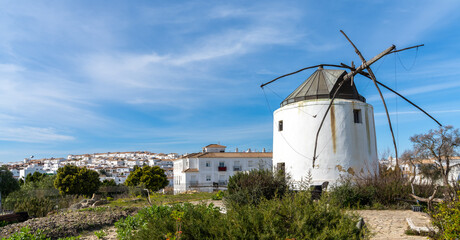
top-left (355, 210), bottom-right (433, 239)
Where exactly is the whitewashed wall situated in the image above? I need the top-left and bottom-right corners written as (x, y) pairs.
top-left (273, 99), bottom-right (378, 187)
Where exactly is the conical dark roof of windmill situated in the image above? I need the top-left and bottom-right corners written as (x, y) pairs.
top-left (280, 67), bottom-right (365, 107)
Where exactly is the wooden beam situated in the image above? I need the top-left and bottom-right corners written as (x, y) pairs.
top-left (312, 44), bottom-right (396, 166)
top-left (340, 30), bottom-right (399, 167)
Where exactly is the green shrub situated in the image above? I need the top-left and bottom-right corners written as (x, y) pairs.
top-left (94, 230), bottom-right (107, 239)
top-left (431, 192), bottom-right (460, 239)
top-left (329, 167), bottom-right (415, 209)
top-left (116, 192), bottom-right (364, 239)
top-left (211, 190), bottom-right (224, 200)
top-left (3, 187), bottom-right (84, 217)
top-left (226, 169), bottom-right (288, 206)
top-left (3, 189), bottom-right (56, 217)
top-left (0, 226), bottom-right (48, 240)
top-left (0, 220), bottom-right (12, 227)
top-left (116, 203), bottom-right (226, 240)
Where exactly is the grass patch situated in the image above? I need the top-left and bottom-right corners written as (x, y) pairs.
top-left (108, 192), bottom-right (215, 208)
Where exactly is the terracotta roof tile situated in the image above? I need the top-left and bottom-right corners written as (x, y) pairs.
top-left (204, 144), bottom-right (227, 148)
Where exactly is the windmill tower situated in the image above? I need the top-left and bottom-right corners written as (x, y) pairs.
top-left (262, 30), bottom-right (441, 188)
top-left (273, 66), bottom-right (378, 186)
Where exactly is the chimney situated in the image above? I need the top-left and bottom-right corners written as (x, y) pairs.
top-left (235, 148), bottom-right (238, 152)
top-left (262, 148), bottom-right (266, 153)
top-left (247, 148), bottom-right (252, 153)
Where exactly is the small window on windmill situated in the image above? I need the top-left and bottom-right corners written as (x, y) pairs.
top-left (277, 162), bottom-right (285, 175)
top-left (278, 120), bottom-right (283, 131)
top-left (353, 109), bottom-right (362, 123)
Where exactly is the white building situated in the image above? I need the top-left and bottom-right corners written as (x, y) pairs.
top-left (19, 164), bottom-right (47, 179)
top-left (173, 144), bottom-right (272, 194)
top-left (43, 158), bottom-right (65, 173)
top-left (273, 67), bottom-right (378, 187)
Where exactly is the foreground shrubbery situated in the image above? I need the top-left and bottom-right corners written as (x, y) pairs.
top-left (116, 191), bottom-right (364, 240)
top-left (0, 227), bottom-right (81, 240)
top-left (3, 175), bottom-right (83, 217)
top-left (431, 192), bottom-right (460, 239)
top-left (226, 169), bottom-right (288, 206)
top-left (328, 166), bottom-right (441, 209)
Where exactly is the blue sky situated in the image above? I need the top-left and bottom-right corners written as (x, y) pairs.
top-left (1, 1), bottom-right (460, 162)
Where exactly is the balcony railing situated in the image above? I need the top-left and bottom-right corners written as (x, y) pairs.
top-left (218, 180), bottom-right (227, 186)
top-left (233, 166), bottom-right (242, 171)
top-left (189, 181), bottom-right (199, 186)
top-left (218, 166), bottom-right (227, 171)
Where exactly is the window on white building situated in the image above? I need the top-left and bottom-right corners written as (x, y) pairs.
top-left (219, 161), bottom-right (225, 167)
top-left (248, 160), bottom-right (254, 167)
top-left (206, 175), bottom-right (211, 181)
top-left (206, 161), bottom-right (211, 167)
top-left (278, 120), bottom-right (283, 131)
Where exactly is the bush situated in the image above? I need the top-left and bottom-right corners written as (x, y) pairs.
top-left (226, 169), bottom-right (288, 206)
top-left (211, 190), bottom-right (224, 200)
top-left (0, 226), bottom-right (48, 240)
top-left (116, 192), bottom-right (364, 240)
top-left (0, 227), bottom-right (81, 240)
top-left (431, 192), bottom-right (460, 239)
top-left (101, 179), bottom-right (117, 187)
top-left (3, 178), bottom-right (84, 217)
top-left (329, 166), bottom-right (415, 209)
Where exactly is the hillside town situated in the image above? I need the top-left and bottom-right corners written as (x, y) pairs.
top-left (2, 143), bottom-right (459, 195)
top-left (0, 144), bottom-right (276, 193)
top-left (2, 150), bottom-right (176, 187)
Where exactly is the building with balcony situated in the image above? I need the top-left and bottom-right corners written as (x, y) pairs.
top-left (173, 144), bottom-right (272, 194)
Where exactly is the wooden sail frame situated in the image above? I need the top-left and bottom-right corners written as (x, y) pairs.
top-left (260, 30), bottom-right (440, 168)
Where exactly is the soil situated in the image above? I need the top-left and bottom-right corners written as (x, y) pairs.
top-left (0, 207), bottom-right (137, 240)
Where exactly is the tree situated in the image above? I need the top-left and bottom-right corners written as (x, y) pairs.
top-left (125, 166), bottom-right (168, 192)
top-left (0, 166), bottom-right (20, 198)
top-left (409, 125), bottom-right (460, 200)
top-left (54, 165), bottom-right (101, 196)
top-left (101, 179), bottom-right (117, 187)
top-left (410, 126), bottom-right (460, 186)
top-left (25, 172), bottom-right (47, 184)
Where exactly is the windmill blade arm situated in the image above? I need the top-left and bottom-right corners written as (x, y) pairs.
top-left (340, 30), bottom-right (399, 165)
top-left (390, 44), bottom-right (424, 54)
top-left (260, 64), bottom-right (347, 88)
top-left (261, 65), bottom-right (322, 88)
top-left (373, 80), bottom-right (442, 127)
top-left (341, 62), bottom-right (442, 127)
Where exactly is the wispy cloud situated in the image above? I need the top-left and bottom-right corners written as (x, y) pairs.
top-left (366, 80), bottom-right (460, 103)
top-left (0, 126), bottom-right (74, 143)
top-left (375, 109), bottom-right (460, 116)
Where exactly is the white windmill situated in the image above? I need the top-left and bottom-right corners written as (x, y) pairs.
top-left (261, 31), bottom-right (441, 189)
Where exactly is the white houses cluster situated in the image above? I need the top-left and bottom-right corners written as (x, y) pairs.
top-left (4, 151), bottom-right (176, 186)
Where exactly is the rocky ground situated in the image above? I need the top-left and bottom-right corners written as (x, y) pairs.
top-left (0, 207), bottom-right (137, 240)
top-left (355, 210), bottom-right (434, 240)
